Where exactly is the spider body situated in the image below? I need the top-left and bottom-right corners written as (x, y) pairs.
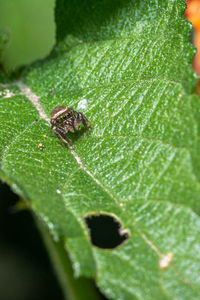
top-left (49, 106), bottom-right (93, 145)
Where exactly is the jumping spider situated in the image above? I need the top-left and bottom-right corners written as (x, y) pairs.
top-left (49, 106), bottom-right (93, 146)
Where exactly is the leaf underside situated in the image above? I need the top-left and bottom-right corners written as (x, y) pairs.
top-left (1, 0), bottom-right (200, 299)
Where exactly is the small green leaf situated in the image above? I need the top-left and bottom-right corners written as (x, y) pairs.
top-left (1, 0), bottom-right (200, 299)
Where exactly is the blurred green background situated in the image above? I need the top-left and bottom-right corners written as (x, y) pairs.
top-left (0, 0), bottom-right (55, 72)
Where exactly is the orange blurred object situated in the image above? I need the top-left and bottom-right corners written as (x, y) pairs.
top-left (185, 0), bottom-right (200, 75)
top-left (185, 0), bottom-right (200, 29)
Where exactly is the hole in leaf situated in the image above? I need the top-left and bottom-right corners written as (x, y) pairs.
top-left (85, 213), bottom-right (129, 249)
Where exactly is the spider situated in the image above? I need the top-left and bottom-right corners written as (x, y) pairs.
top-left (49, 106), bottom-right (93, 146)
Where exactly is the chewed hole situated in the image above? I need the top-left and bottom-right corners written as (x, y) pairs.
top-left (84, 213), bottom-right (129, 249)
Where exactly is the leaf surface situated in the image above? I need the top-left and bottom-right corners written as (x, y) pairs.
top-left (1, 0), bottom-right (200, 299)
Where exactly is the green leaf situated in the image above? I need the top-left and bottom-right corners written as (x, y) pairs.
top-left (0, 0), bottom-right (55, 72)
top-left (1, 0), bottom-right (200, 299)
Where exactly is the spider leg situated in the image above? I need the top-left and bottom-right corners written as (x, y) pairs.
top-left (49, 119), bottom-right (59, 136)
top-left (82, 117), bottom-right (89, 134)
top-left (76, 112), bottom-right (94, 134)
top-left (83, 115), bottom-right (94, 129)
top-left (54, 127), bottom-right (72, 146)
top-left (87, 120), bottom-right (94, 129)
top-left (74, 118), bottom-right (79, 130)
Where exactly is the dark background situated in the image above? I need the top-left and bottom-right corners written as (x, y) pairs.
top-left (0, 181), bottom-right (64, 300)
